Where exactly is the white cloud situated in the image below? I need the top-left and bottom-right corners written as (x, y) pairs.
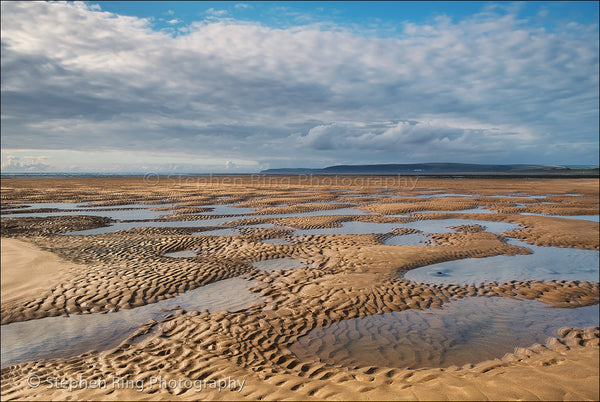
top-left (296, 124), bottom-right (349, 150)
top-left (205, 8), bottom-right (228, 17)
top-left (0, 1), bottom-right (598, 169)
top-left (1, 155), bottom-right (50, 172)
top-left (294, 120), bottom-right (536, 162)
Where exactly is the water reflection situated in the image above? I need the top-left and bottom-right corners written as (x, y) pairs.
top-left (404, 239), bottom-right (599, 285)
top-left (1, 278), bottom-right (261, 368)
top-left (290, 298), bottom-right (599, 369)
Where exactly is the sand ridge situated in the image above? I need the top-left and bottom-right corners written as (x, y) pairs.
top-left (0, 238), bottom-right (82, 307)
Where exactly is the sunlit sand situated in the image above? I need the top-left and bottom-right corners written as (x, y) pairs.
top-left (0, 176), bottom-right (598, 401)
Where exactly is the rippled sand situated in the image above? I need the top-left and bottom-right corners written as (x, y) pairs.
top-left (1, 176), bottom-right (598, 401)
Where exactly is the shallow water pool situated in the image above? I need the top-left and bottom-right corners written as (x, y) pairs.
top-left (1, 278), bottom-right (261, 368)
top-left (412, 193), bottom-right (476, 199)
top-left (200, 204), bottom-right (255, 215)
top-left (164, 250), bottom-right (198, 258)
top-left (1, 202), bottom-right (175, 221)
top-left (61, 206), bottom-right (371, 236)
top-left (194, 228), bottom-right (240, 236)
top-left (289, 297), bottom-right (599, 370)
top-left (520, 213), bottom-right (600, 223)
top-left (404, 239), bottom-right (599, 285)
top-left (261, 238), bottom-right (293, 245)
top-left (294, 221), bottom-right (405, 236)
top-left (388, 206), bottom-right (495, 216)
top-left (383, 232), bottom-right (430, 246)
top-left (65, 217), bottom-right (238, 235)
top-left (402, 218), bottom-right (519, 234)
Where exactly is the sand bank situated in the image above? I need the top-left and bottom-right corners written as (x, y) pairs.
top-left (1, 238), bottom-right (79, 307)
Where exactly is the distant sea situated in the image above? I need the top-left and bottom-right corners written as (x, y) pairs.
top-left (0, 173), bottom-right (254, 178)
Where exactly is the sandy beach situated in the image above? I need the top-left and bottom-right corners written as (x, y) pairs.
top-left (1, 176), bottom-right (598, 401)
top-left (0, 238), bottom-right (82, 307)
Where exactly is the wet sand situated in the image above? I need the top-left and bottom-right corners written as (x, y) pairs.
top-left (0, 176), bottom-right (598, 401)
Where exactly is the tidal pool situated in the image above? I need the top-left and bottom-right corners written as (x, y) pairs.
top-left (445, 206), bottom-right (495, 214)
top-left (286, 207), bottom-right (370, 216)
top-left (488, 194), bottom-right (547, 199)
top-left (404, 239), bottom-right (599, 285)
top-left (62, 205), bottom-right (371, 236)
top-left (201, 204), bottom-right (255, 215)
top-left (294, 221), bottom-right (405, 236)
top-left (164, 250), bottom-right (198, 258)
top-left (520, 213), bottom-right (600, 222)
top-left (289, 297), bottom-right (599, 370)
top-left (412, 193), bottom-right (476, 199)
top-left (339, 194), bottom-right (375, 198)
top-left (1, 203), bottom-right (175, 221)
top-left (2, 202), bottom-right (85, 210)
top-left (65, 218), bottom-right (239, 235)
top-left (194, 228), bottom-right (240, 236)
top-left (261, 238), bottom-right (293, 245)
top-left (1, 278), bottom-right (261, 368)
top-left (402, 218), bottom-right (519, 234)
top-left (383, 233), bottom-right (430, 246)
top-left (388, 206), bottom-right (494, 216)
top-left (293, 217), bottom-right (520, 237)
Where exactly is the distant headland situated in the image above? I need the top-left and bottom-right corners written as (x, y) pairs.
top-left (260, 163), bottom-right (599, 177)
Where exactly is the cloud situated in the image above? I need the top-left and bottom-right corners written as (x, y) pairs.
top-left (296, 124), bottom-right (349, 150)
top-left (205, 8), bottom-right (228, 17)
top-left (294, 120), bottom-right (532, 162)
top-left (348, 121), bottom-right (463, 148)
top-left (1, 155), bottom-right (50, 172)
top-left (0, 1), bottom-right (598, 170)
top-left (235, 4), bottom-right (251, 10)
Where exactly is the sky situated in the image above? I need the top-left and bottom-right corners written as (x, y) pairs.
top-left (1, 1), bottom-right (598, 173)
